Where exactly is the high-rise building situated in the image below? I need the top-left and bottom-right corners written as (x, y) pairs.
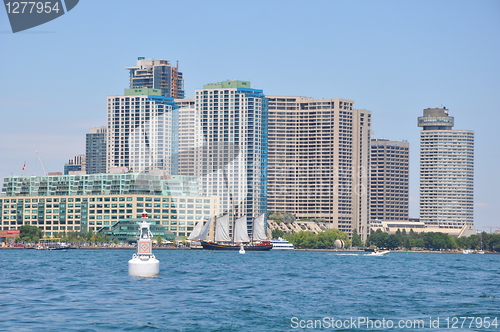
top-left (195, 80), bottom-right (268, 224)
top-left (64, 155), bottom-right (86, 175)
top-left (126, 57), bottom-right (185, 99)
top-left (106, 88), bottom-right (179, 174)
top-left (86, 127), bottom-right (107, 174)
top-left (369, 139), bottom-right (409, 221)
top-left (175, 98), bottom-right (202, 177)
top-left (418, 107), bottom-right (474, 233)
top-left (267, 96), bottom-right (371, 240)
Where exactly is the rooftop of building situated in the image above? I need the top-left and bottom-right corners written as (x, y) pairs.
top-left (202, 80), bottom-right (251, 89)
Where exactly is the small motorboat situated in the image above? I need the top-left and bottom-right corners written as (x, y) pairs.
top-left (365, 250), bottom-right (390, 256)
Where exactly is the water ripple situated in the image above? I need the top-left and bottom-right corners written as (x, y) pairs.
top-left (1, 250), bottom-right (499, 331)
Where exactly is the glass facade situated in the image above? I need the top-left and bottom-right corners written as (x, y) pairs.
top-left (1, 174), bottom-right (219, 238)
top-left (195, 81), bottom-right (268, 230)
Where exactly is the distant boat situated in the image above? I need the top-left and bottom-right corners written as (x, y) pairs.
top-left (365, 250), bottom-right (389, 256)
top-left (35, 242), bottom-right (71, 250)
top-left (463, 249), bottom-right (473, 254)
top-left (200, 214), bottom-right (272, 251)
top-left (270, 237), bottom-right (294, 250)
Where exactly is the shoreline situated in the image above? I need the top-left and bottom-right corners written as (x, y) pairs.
top-left (1, 246), bottom-right (498, 254)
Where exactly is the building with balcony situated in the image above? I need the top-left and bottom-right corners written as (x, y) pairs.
top-left (1, 173), bottom-right (219, 238)
top-left (267, 96), bottom-right (371, 240)
top-left (126, 57), bottom-right (185, 99)
top-left (418, 107), bottom-right (474, 235)
top-left (370, 139), bottom-right (409, 222)
top-left (106, 88), bottom-right (179, 174)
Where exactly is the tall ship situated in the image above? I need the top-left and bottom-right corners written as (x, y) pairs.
top-left (189, 214), bottom-right (272, 251)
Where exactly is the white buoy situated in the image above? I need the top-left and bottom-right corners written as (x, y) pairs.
top-left (128, 212), bottom-right (160, 277)
top-left (239, 243), bottom-right (245, 254)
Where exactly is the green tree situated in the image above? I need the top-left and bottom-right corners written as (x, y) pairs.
top-left (284, 229), bottom-right (351, 249)
top-left (156, 235), bottom-right (163, 245)
top-left (424, 232), bottom-right (456, 250)
top-left (272, 229), bottom-right (285, 239)
top-left (19, 225), bottom-right (43, 242)
top-left (386, 234), bottom-right (401, 249)
top-left (351, 229), bottom-right (363, 247)
top-left (487, 234), bottom-right (500, 252)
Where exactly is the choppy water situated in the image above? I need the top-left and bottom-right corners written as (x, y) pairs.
top-left (1, 249), bottom-right (499, 331)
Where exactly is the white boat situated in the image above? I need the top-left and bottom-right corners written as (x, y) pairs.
top-left (463, 249), bottom-right (473, 254)
top-left (365, 250), bottom-right (389, 256)
top-left (270, 237), bottom-right (294, 250)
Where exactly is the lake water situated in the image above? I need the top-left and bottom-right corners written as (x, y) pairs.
top-left (1, 249), bottom-right (499, 331)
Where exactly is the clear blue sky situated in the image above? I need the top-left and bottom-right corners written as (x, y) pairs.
top-left (1, 0), bottom-right (499, 230)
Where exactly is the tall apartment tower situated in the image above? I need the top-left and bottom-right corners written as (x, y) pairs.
top-left (86, 126), bottom-right (107, 174)
top-left (106, 88), bottom-right (179, 174)
top-left (175, 98), bottom-right (202, 177)
top-left (267, 97), bottom-right (371, 240)
top-left (370, 139), bottom-right (409, 221)
top-left (418, 107), bottom-right (474, 231)
top-left (126, 57), bottom-right (185, 99)
top-left (195, 80), bottom-right (268, 223)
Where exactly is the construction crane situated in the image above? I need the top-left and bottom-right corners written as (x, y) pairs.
top-left (36, 150), bottom-right (47, 176)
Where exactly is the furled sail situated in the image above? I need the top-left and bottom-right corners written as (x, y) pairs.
top-left (215, 214), bottom-right (231, 242)
top-left (188, 216), bottom-right (204, 240)
top-left (195, 216), bottom-right (211, 241)
top-left (233, 215), bottom-right (250, 243)
top-left (252, 213), bottom-right (267, 241)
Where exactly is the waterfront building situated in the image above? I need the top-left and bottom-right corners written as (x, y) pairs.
top-left (369, 139), bottom-right (409, 221)
top-left (106, 88), bottom-right (179, 174)
top-left (267, 97), bottom-right (371, 240)
top-left (126, 57), bottom-right (185, 99)
top-left (418, 107), bottom-right (474, 234)
top-left (86, 127), bottom-right (107, 174)
top-left (64, 155), bottom-right (86, 175)
top-left (195, 80), bottom-right (268, 226)
top-left (1, 173), bottom-right (219, 238)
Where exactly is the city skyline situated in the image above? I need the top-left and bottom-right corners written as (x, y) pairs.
top-left (1, 1), bottom-right (499, 230)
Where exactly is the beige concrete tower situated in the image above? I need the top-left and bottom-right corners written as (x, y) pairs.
top-left (418, 107), bottom-right (474, 234)
top-left (267, 96), bottom-right (371, 240)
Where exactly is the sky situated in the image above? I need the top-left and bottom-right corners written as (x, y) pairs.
top-left (1, 0), bottom-right (499, 230)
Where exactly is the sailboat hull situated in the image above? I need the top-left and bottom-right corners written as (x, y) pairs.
top-left (201, 241), bottom-right (273, 251)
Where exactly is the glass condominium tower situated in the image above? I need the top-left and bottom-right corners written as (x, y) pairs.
top-left (418, 107), bottom-right (474, 230)
top-left (86, 127), bottom-right (107, 174)
top-left (195, 80), bottom-right (268, 223)
top-left (106, 88), bottom-right (179, 174)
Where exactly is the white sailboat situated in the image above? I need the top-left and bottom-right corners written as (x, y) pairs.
top-left (234, 215), bottom-right (250, 243)
top-left (187, 216), bottom-right (204, 240)
top-left (251, 213), bottom-right (267, 241)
